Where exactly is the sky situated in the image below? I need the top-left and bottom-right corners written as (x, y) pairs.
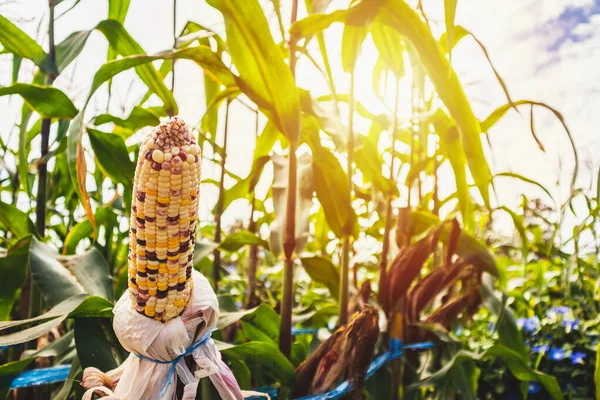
top-left (1, 0), bottom-right (599, 247)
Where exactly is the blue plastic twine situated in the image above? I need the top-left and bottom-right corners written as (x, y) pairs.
top-left (9, 365), bottom-right (71, 389)
top-left (134, 329), bottom-right (214, 397)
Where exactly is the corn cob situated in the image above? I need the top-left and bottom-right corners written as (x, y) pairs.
top-left (128, 117), bottom-right (201, 322)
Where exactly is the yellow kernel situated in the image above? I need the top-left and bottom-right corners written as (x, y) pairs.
top-left (144, 306), bottom-right (156, 317)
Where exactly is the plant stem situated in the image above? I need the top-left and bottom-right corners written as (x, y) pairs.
top-left (171, 0), bottom-right (177, 93)
top-left (213, 101), bottom-right (231, 289)
top-left (35, 3), bottom-right (55, 238)
top-left (378, 78), bottom-right (400, 305)
top-left (279, 144), bottom-right (296, 358)
top-left (279, 0), bottom-right (299, 359)
top-left (245, 111), bottom-right (260, 308)
top-left (339, 64), bottom-right (356, 326)
top-left (29, 1), bottom-right (56, 324)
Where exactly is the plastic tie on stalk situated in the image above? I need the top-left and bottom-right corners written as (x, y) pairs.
top-left (9, 365), bottom-right (71, 389)
top-left (133, 329), bottom-right (215, 398)
top-left (247, 339), bottom-right (435, 400)
top-left (291, 328), bottom-right (320, 336)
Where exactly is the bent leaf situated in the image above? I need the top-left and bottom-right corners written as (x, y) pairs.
top-left (88, 128), bottom-right (135, 190)
top-left (301, 256), bottom-right (340, 300)
top-left (220, 231), bottom-right (270, 252)
top-left (0, 200), bottom-right (37, 239)
top-left (55, 30), bottom-right (92, 74)
top-left (29, 237), bottom-right (113, 308)
top-left (221, 341), bottom-right (296, 387)
top-left (378, 0), bottom-right (491, 207)
top-left (431, 109), bottom-right (469, 220)
top-left (371, 22), bottom-right (404, 79)
top-left (0, 15), bottom-right (57, 76)
top-left (0, 84), bottom-right (77, 119)
top-left (94, 106), bottom-right (160, 133)
top-left (303, 118), bottom-right (356, 238)
top-left (207, 0), bottom-right (301, 142)
top-left (96, 19), bottom-right (177, 115)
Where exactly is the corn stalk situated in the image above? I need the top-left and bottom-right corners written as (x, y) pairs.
top-left (245, 111), bottom-right (260, 308)
top-left (339, 64), bottom-right (356, 326)
top-left (378, 78), bottom-right (400, 304)
top-left (279, 0), bottom-right (299, 359)
top-left (213, 101), bottom-right (231, 289)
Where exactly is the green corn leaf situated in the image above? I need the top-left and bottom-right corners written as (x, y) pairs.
top-left (221, 341), bottom-right (296, 387)
top-left (371, 22), bottom-right (404, 80)
top-left (289, 9), bottom-right (347, 39)
top-left (494, 172), bottom-right (554, 202)
top-left (431, 109), bottom-right (470, 222)
top-left (75, 317), bottom-right (125, 370)
top-left (355, 134), bottom-right (398, 195)
top-left (0, 200), bottom-right (37, 239)
top-left (55, 30), bottom-right (92, 74)
top-left (301, 256), bottom-right (340, 300)
top-left (444, 0), bottom-right (457, 63)
top-left (201, 87), bottom-right (241, 136)
top-left (0, 84), bottom-right (77, 119)
top-left (94, 106), bottom-right (161, 133)
top-left (291, 0), bottom-right (382, 40)
top-left (12, 54), bottom-right (22, 83)
top-left (29, 237), bottom-right (114, 308)
top-left (498, 206), bottom-right (529, 265)
top-left (218, 123), bottom-right (280, 213)
top-left (481, 99), bottom-right (578, 192)
top-left (87, 128), bottom-right (135, 190)
top-left (220, 231), bottom-right (270, 252)
top-left (299, 90), bottom-right (346, 149)
top-left (378, 0), bottom-right (491, 208)
top-left (303, 117), bottom-right (356, 238)
top-left (0, 295), bottom-right (86, 346)
top-left (96, 19), bottom-right (178, 115)
top-left (0, 237), bottom-right (30, 321)
top-left (0, 14), bottom-right (57, 76)
top-left (63, 207), bottom-right (117, 255)
top-left (341, 25), bottom-right (368, 73)
top-left (207, 0), bottom-right (301, 143)
top-left (439, 25), bottom-right (515, 110)
top-left (108, 0), bottom-right (131, 23)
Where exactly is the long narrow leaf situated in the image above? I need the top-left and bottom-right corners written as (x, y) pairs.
top-left (494, 172), bottom-right (554, 203)
top-left (96, 19), bottom-right (178, 114)
top-left (0, 15), bottom-right (57, 76)
top-left (481, 100), bottom-right (578, 192)
top-left (0, 84), bottom-right (77, 119)
top-left (207, 0), bottom-right (301, 142)
top-left (378, 0), bottom-right (491, 207)
top-left (444, 0), bottom-right (457, 64)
